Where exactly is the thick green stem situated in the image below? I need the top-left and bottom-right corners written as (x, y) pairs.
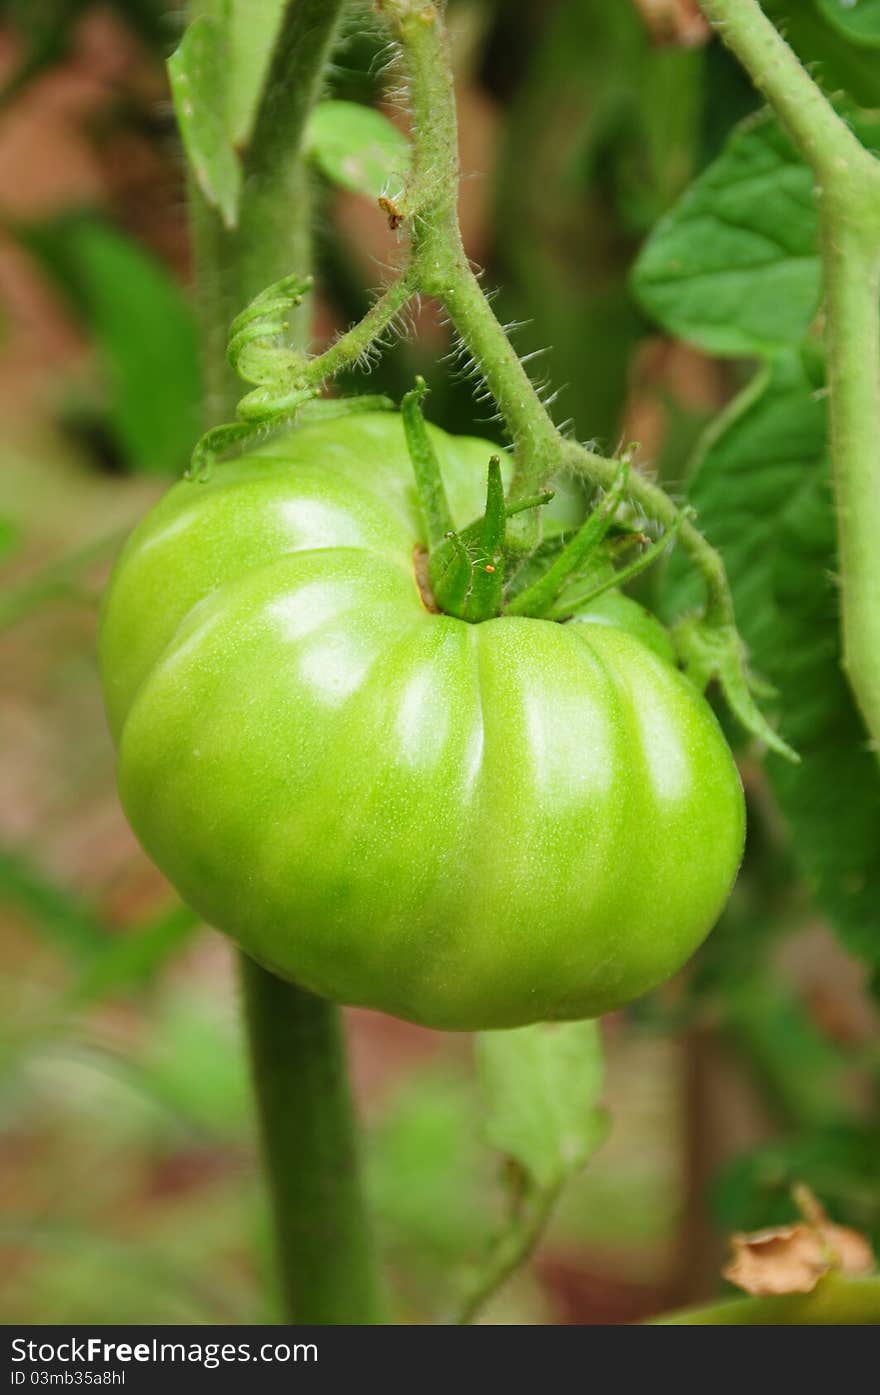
top-left (241, 959), bottom-right (384, 1324)
top-left (699, 0), bottom-right (880, 751)
top-left (186, 0), bottom-right (383, 1325)
top-left (648, 1272), bottom-right (880, 1325)
top-left (821, 209), bottom-right (880, 752)
top-left (237, 0), bottom-right (348, 307)
top-left (193, 0), bottom-right (348, 424)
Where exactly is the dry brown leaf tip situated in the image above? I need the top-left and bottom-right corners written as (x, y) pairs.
top-left (631, 0), bottom-right (711, 47)
top-left (722, 1186), bottom-right (875, 1298)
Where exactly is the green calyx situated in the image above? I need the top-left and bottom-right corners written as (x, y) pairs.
top-left (402, 378), bottom-right (685, 627)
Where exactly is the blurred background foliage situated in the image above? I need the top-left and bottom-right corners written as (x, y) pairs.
top-left (0, 0), bottom-right (878, 1324)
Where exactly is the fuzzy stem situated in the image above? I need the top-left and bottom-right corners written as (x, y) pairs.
top-left (307, 274), bottom-right (414, 385)
top-left (820, 208), bottom-right (880, 752)
top-left (186, 0), bottom-right (383, 1325)
top-left (561, 442), bottom-right (736, 629)
top-left (700, 0), bottom-right (880, 750)
top-left (241, 959), bottom-right (384, 1324)
top-left (384, 1), bottom-right (562, 503)
top-left (385, 0), bottom-right (735, 614)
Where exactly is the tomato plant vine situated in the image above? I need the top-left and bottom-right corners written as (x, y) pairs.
top-left (95, 0), bottom-right (880, 1326)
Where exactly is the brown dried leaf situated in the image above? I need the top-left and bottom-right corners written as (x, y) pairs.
top-left (723, 1224), bottom-right (830, 1297)
top-left (723, 1188), bottom-right (875, 1297)
top-left (631, 0), bottom-right (711, 47)
top-left (816, 1222), bottom-right (875, 1278)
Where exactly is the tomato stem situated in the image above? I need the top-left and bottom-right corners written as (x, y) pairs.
top-left (382, 2), bottom-right (743, 639)
top-left (186, 0), bottom-right (385, 1325)
top-left (241, 959), bottom-right (385, 1323)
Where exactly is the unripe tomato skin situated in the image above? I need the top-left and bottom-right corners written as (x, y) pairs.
top-left (100, 413), bottom-right (745, 1030)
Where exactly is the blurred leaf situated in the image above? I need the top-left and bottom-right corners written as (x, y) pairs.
top-left (665, 351), bottom-right (880, 971)
top-left (22, 215), bottom-right (201, 475)
top-left (633, 108), bottom-right (880, 357)
top-left (478, 1021), bottom-right (607, 1194)
top-left (69, 905), bottom-right (201, 1006)
top-left (722, 973), bottom-right (856, 1130)
top-left (0, 528), bottom-right (124, 631)
top-left (305, 100), bottom-right (410, 199)
top-left (453, 1022), bottom-right (608, 1322)
top-left (493, 0), bottom-right (705, 450)
top-left (0, 848), bottom-right (108, 959)
top-left (366, 1070), bottom-right (495, 1318)
top-left (713, 1129), bottom-right (880, 1250)
top-left (0, 516), bottom-right (19, 564)
top-left (0, 1222), bottom-right (233, 1324)
top-left (168, 16), bottom-right (242, 228)
top-left (815, 0), bottom-right (880, 43)
top-left (142, 991), bottom-right (251, 1140)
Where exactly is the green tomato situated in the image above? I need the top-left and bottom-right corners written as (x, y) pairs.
top-left (100, 412), bottom-right (744, 1030)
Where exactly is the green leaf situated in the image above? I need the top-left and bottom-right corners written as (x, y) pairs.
top-left (366, 1070), bottom-right (494, 1317)
top-left (0, 516), bottom-right (19, 563)
top-left (478, 1021), bottom-right (607, 1194)
top-left (814, 0), bottom-right (880, 45)
top-left (168, 15), bottom-right (242, 229)
top-left (226, 0), bottom-right (286, 148)
top-left (304, 100), bottom-right (410, 199)
top-left (632, 112), bottom-right (819, 356)
top-left (722, 974), bottom-right (855, 1131)
top-left (632, 107), bottom-right (880, 357)
top-left (0, 848), bottom-right (108, 959)
top-left (23, 215), bottom-right (201, 475)
top-left (665, 352), bottom-right (880, 970)
top-left (68, 905), bottom-right (201, 1005)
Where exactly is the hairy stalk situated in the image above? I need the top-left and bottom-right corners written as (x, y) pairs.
top-left (383, 0), bottom-right (736, 614)
top-left (560, 441), bottom-right (736, 629)
top-left (699, 0), bottom-right (880, 750)
top-left (186, 0), bottom-right (383, 1324)
top-left (384, 0), bottom-right (562, 508)
top-left (306, 273), bottom-right (414, 384)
